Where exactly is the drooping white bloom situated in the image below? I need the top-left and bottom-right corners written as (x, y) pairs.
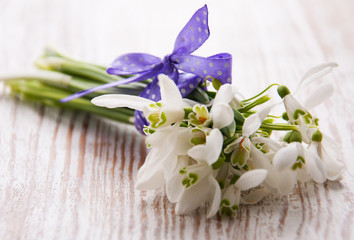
top-left (92, 74), bottom-right (187, 128)
top-left (224, 105), bottom-right (272, 168)
top-left (280, 63), bottom-right (337, 142)
top-left (135, 123), bottom-right (193, 190)
top-left (166, 128), bottom-right (224, 218)
top-left (307, 134), bottom-right (344, 181)
top-left (272, 141), bottom-right (328, 194)
top-left (220, 169), bottom-right (268, 216)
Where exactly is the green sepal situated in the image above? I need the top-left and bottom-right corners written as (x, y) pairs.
top-left (221, 120), bottom-right (236, 138)
top-left (212, 77), bottom-right (223, 90)
top-left (289, 130), bottom-right (302, 143)
top-left (283, 131), bottom-right (291, 143)
top-left (183, 107), bottom-right (193, 119)
top-left (230, 174), bottom-right (240, 185)
top-left (277, 85), bottom-right (291, 98)
top-left (186, 86), bottom-right (210, 104)
top-left (311, 129), bottom-right (323, 142)
top-left (282, 112), bottom-right (289, 121)
top-left (233, 108), bottom-right (245, 124)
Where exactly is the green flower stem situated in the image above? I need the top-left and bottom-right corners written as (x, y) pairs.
top-left (43, 47), bottom-right (107, 70)
top-left (36, 56), bottom-right (148, 90)
top-left (260, 122), bottom-right (298, 131)
top-left (7, 80), bottom-right (134, 124)
top-left (238, 95), bottom-right (270, 113)
top-left (241, 83), bottom-right (279, 103)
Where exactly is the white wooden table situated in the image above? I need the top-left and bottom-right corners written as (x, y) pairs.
top-left (0, 0), bottom-right (353, 239)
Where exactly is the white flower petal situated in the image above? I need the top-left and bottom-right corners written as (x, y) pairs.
top-left (298, 62), bottom-right (338, 91)
top-left (175, 177), bottom-right (209, 215)
top-left (242, 105), bottom-right (272, 137)
top-left (206, 175), bottom-right (222, 218)
top-left (211, 102), bottom-right (234, 129)
top-left (158, 74), bottom-right (183, 108)
top-left (235, 169), bottom-right (268, 191)
top-left (273, 143), bottom-right (298, 171)
top-left (304, 150), bottom-right (327, 183)
top-left (188, 128), bottom-right (223, 165)
top-left (91, 94), bottom-right (154, 110)
top-left (323, 153), bottom-right (344, 181)
top-left (303, 82), bottom-right (334, 109)
top-left (241, 188), bottom-right (270, 204)
top-left (165, 156), bottom-right (189, 203)
top-left (251, 137), bottom-right (283, 151)
top-left (249, 144), bottom-right (278, 187)
top-left (214, 84), bottom-right (233, 104)
top-left (135, 148), bottom-right (166, 190)
top-left (283, 95), bottom-right (308, 122)
top-left (277, 169), bottom-right (297, 195)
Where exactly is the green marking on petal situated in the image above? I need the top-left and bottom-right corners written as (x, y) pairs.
top-left (148, 111), bottom-right (167, 128)
top-left (179, 167), bottom-right (187, 174)
top-left (189, 173), bottom-right (198, 184)
top-left (220, 199), bottom-right (230, 206)
top-left (188, 104), bottom-right (211, 127)
top-left (231, 204), bottom-right (239, 211)
top-left (293, 109), bottom-right (313, 124)
top-left (190, 128), bottom-right (207, 145)
top-left (291, 156), bottom-right (306, 170)
top-left (182, 172), bottom-right (199, 188)
top-left (143, 126), bottom-right (155, 135)
top-left (220, 199), bottom-right (238, 217)
top-left (231, 148), bottom-right (248, 167)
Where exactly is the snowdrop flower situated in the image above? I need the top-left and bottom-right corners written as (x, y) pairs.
top-left (92, 74), bottom-right (187, 128)
top-left (166, 128), bottom-right (223, 218)
top-left (188, 104), bottom-right (211, 127)
top-left (278, 63), bottom-right (337, 142)
top-left (307, 130), bottom-right (344, 181)
top-left (273, 136), bottom-right (327, 194)
top-left (136, 123), bottom-right (193, 190)
top-left (220, 169), bottom-right (268, 217)
top-left (224, 105), bottom-right (272, 168)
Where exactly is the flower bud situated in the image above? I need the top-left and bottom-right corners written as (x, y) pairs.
top-left (277, 85), bottom-right (291, 99)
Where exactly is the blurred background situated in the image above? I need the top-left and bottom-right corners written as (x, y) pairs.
top-left (1, 0), bottom-right (352, 93)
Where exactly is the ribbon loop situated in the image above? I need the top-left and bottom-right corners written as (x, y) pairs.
top-left (107, 53), bottom-right (162, 75)
top-left (171, 53), bottom-right (232, 84)
top-left (173, 5), bottom-right (209, 54)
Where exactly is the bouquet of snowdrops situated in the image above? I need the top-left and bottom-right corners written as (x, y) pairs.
top-left (1, 5), bottom-right (343, 218)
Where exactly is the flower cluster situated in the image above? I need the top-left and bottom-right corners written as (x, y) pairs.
top-left (92, 62), bottom-right (344, 218)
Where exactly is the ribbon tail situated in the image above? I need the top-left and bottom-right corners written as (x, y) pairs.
top-left (60, 70), bottom-right (158, 102)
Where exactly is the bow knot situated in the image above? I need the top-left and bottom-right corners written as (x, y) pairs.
top-left (60, 5), bottom-right (232, 133)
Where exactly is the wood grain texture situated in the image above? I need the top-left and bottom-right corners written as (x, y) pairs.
top-left (0, 0), bottom-right (353, 239)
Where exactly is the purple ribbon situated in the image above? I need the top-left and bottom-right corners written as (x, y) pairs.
top-left (60, 5), bottom-right (232, 133)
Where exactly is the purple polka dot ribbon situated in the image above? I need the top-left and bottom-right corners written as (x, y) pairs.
top-left (60, 5), bottom-right (232, 133)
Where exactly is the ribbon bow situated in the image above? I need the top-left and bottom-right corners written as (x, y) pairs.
top-left (61, 5), bottom-right (232, 133)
